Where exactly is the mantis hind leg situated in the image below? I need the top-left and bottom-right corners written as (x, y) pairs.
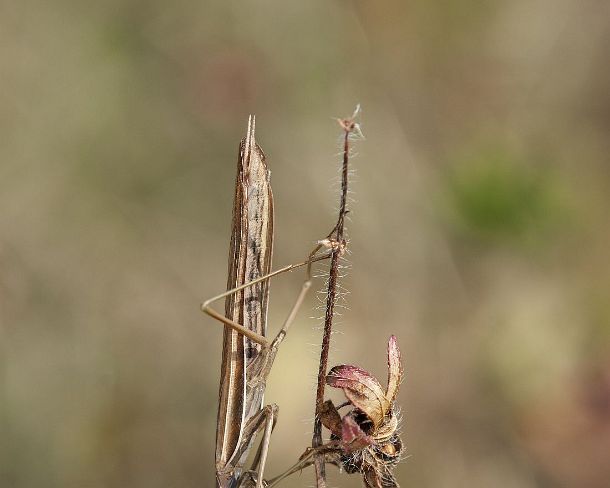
top-left (232, 404), bottom-right (278, 488)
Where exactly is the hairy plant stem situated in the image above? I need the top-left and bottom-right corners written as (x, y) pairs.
top-left (312, 114), bottom-right (356, 487)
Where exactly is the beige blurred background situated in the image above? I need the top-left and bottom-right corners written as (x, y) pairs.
top-left (2, 1), bottom-right (610, 487)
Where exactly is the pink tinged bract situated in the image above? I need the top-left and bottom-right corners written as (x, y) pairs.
top-left (326, 364), bottom-right (389, 429)
top-left (326, 336), bottom-right (403, 430)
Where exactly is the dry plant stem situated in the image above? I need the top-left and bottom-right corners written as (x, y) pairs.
top-left (312, 117), bottom-right (354, 487)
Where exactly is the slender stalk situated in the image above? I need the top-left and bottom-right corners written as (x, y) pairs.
top-left (312, 109), bottom-right (360, 487)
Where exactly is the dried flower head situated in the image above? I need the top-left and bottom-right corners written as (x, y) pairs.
top-left (321, 336), bottom-right (404, 488)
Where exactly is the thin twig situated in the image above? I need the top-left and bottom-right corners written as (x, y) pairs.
top-left (311, 106), bottom-right (361, 487)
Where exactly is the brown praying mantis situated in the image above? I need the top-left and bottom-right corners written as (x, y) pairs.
top-left (201, 116), bottom-right (333, 488)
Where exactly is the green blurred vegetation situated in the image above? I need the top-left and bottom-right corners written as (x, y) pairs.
top-left (1, 1), bottom-right (610, 488)
top-left (445, 145), bottom-right (564, 246)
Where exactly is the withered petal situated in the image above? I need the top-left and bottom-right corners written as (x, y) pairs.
top-left (320, 400), bottom-right (343, 437)
top-left (364, 465), bottom-right (400, 488)
top-left (326, 365), bottom-right (389, 428)
top-left (363, 467), bottom-right (384, 488)
top-left (341, 415), bottom-right (373, 453)
top-left (386, 335), bottom-right (403, 405)
top-left (380, 471), bottom-right (400, 487)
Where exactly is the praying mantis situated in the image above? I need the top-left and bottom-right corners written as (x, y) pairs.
top-left (201, 116), bottom-right (331, 488)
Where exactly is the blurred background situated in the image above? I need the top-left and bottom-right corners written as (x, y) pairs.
top-left (2, 1), bottom-right (610, 487)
